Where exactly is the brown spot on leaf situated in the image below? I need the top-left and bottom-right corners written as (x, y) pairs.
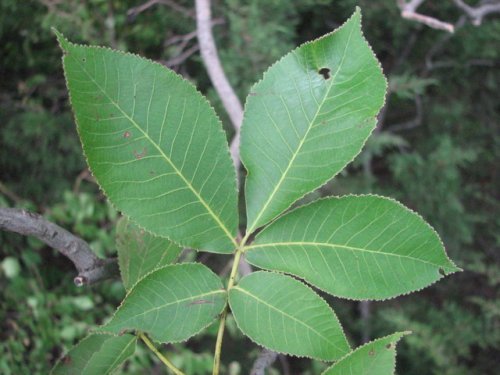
top-left (134, 148), bottom-right (147, 159)
top-left (62, 355), bottom-right (72, 365)
top-left (123, 131), bottom-right (131, 138)
top-left (369, 349), bottom-right (375, 356)
top-left (189, 300), bottom-right (213, 306)
top-left (386, 343), bottom-right (393, 349)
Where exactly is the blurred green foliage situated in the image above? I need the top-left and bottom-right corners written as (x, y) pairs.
top-left (0, 0), bottom-right (498, 373)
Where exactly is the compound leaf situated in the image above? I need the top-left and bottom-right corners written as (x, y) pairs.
top-left (51, 333), bottom-right (136, 375)
top-left (116, 216), bottom-right (182, 291)
top-left (323, 332), bottom-right (410, 375)
top-left (229, 271), bottom-right (350, 360)
top-left (240, 8), bottom-right (386, 233)
top-left (245, 195), bottom-right (460, 300)
top-left (55, 30), bottom-right (238, 253)
top-left (100, 263), bottom-right (226, 343)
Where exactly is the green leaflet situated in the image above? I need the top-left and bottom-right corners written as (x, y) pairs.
top-left (55, 30), bottom-right (238, 253)
top-left (116, 216), bottom-right (182, 291)
top-left (100, 264), bottom-right (226, 343)
top-left (322, 332), bottom-right (410, 375)
top-left (51, 333), bottom-right (136, 375)
top-left (245, 195), bottom-right (460, 300)
top-left (240, 8), bottom-right (386, 233)
top-left (228, 271), bottom-right (350, 360)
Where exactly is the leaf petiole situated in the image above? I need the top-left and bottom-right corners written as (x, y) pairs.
top-left (138, 332), bottom-right (185, 375)
top-left (212, 247), bottom-right (243, 375)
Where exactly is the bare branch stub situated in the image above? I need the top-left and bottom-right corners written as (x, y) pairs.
top-left (0, 208), bottom-right (119, 286)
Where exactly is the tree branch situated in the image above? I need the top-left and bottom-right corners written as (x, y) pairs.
top-left (0, 208), bottom-right (119, 286)
top-left (453, 0), bottom-right (500, 25)
top-left (398, 0), bottom-right (455, 32)
top-left (250, 349), bottom-right (278, 375)
top-left (127, 0), bottom-right (194, 21)
top-left (195, 0), bottom-right (244, 170)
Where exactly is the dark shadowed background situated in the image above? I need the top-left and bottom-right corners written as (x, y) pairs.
top-left (1, 0), bottom-right (498, 374)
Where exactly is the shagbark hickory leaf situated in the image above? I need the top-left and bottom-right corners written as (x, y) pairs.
top-left (322, 331), bottom-right (410, 375)
top-left (240, 8), bottom-right (386, 233)
top-left (116, 216), bottom-right (182, 291)
top-left (51, 333), bottom-right (136, 375)
top-left (245, 195), bottom-right (460, 300)
top-left (54, 30), bottom-right (238, 253)
top-left (228, 271), bottom-right (350, 361)
top-left (99, 263), bottom-right (226, 343)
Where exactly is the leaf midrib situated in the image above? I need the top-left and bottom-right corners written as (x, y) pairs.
top-left (69, 51), bottom-right (237, 248)
top-left (109, 289), bottom-right (226, 326)
top-left (244, 241), bottom-right (445, 268)
top-left (246, 23), bottom-right (356, 234)
top-left (231, 286), bottom-right (345, 352)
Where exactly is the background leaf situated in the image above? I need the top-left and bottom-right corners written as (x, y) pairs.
top-left (116, 216), bottom-right (182, 291)
top-left (56, 31), bottom-right (238, 253)
top-left (240, 8), bottom-right (386, 233)
top-left (323, 332), bottom-right (410, 375)
top-left (51, 333), bottom-right (136, 375)
top-left (100, 263), bottom-right (226, 343)
top-left (245, 195), bottom-right (460, 300)
top-left (229, 271), bottom-right (350, 360)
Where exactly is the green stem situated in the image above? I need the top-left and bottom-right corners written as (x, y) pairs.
top-left (139, 332), bottom-right (185, 375)
top-left (212, 248), bottom-right (243, 375)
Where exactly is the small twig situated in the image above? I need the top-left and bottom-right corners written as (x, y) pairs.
top-left (0, 208), bottom-right (118, 286)
top-left (250, 349), bottom-right (278, 375)
top-left (424, 16), bottom-right (467, 71)
top-left (127, 0), bottom-right (194, 20)
top-left (0, 181), bottom-right (23, 204)
top-left (195, 0), bottom-right (244, 170)
top-left (453, 0), bottom-right (500, 25)
top-left (163, 44), bottom-right (200, 68)
top-left (398, 0), bottom-right (455, 32)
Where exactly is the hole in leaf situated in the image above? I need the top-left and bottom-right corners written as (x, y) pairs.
top-left (318, 67), bottom-right (331, 79)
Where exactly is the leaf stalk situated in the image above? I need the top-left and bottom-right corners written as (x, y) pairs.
top-left (139, 332), bottom-right (185, 375)
top-left (212, 247), bottom-right (243, 375)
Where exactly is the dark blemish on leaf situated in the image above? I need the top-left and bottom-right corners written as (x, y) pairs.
top-left (438, 268), bottom-right (446, 276)
top-left (133, 147), bottom-right (147, 159)
top-left (82, 58), bottom-right (86, 63)
top-left (249, 92), bottom-right (258, 96)
top-left (123, 131), bottom-right (131, 138)
top-left (118, 329), bottom-right (128, 336)
top-left (369, 349), bottom-right (375, 356)
top-left (188, 300), bottom-right (213, 306)
top-left (318, 67), bottom-right (331, 80)
top-left (386, 343), bottom-right (393, 349)
top-left (149, 170), bottom-right (156, 175)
